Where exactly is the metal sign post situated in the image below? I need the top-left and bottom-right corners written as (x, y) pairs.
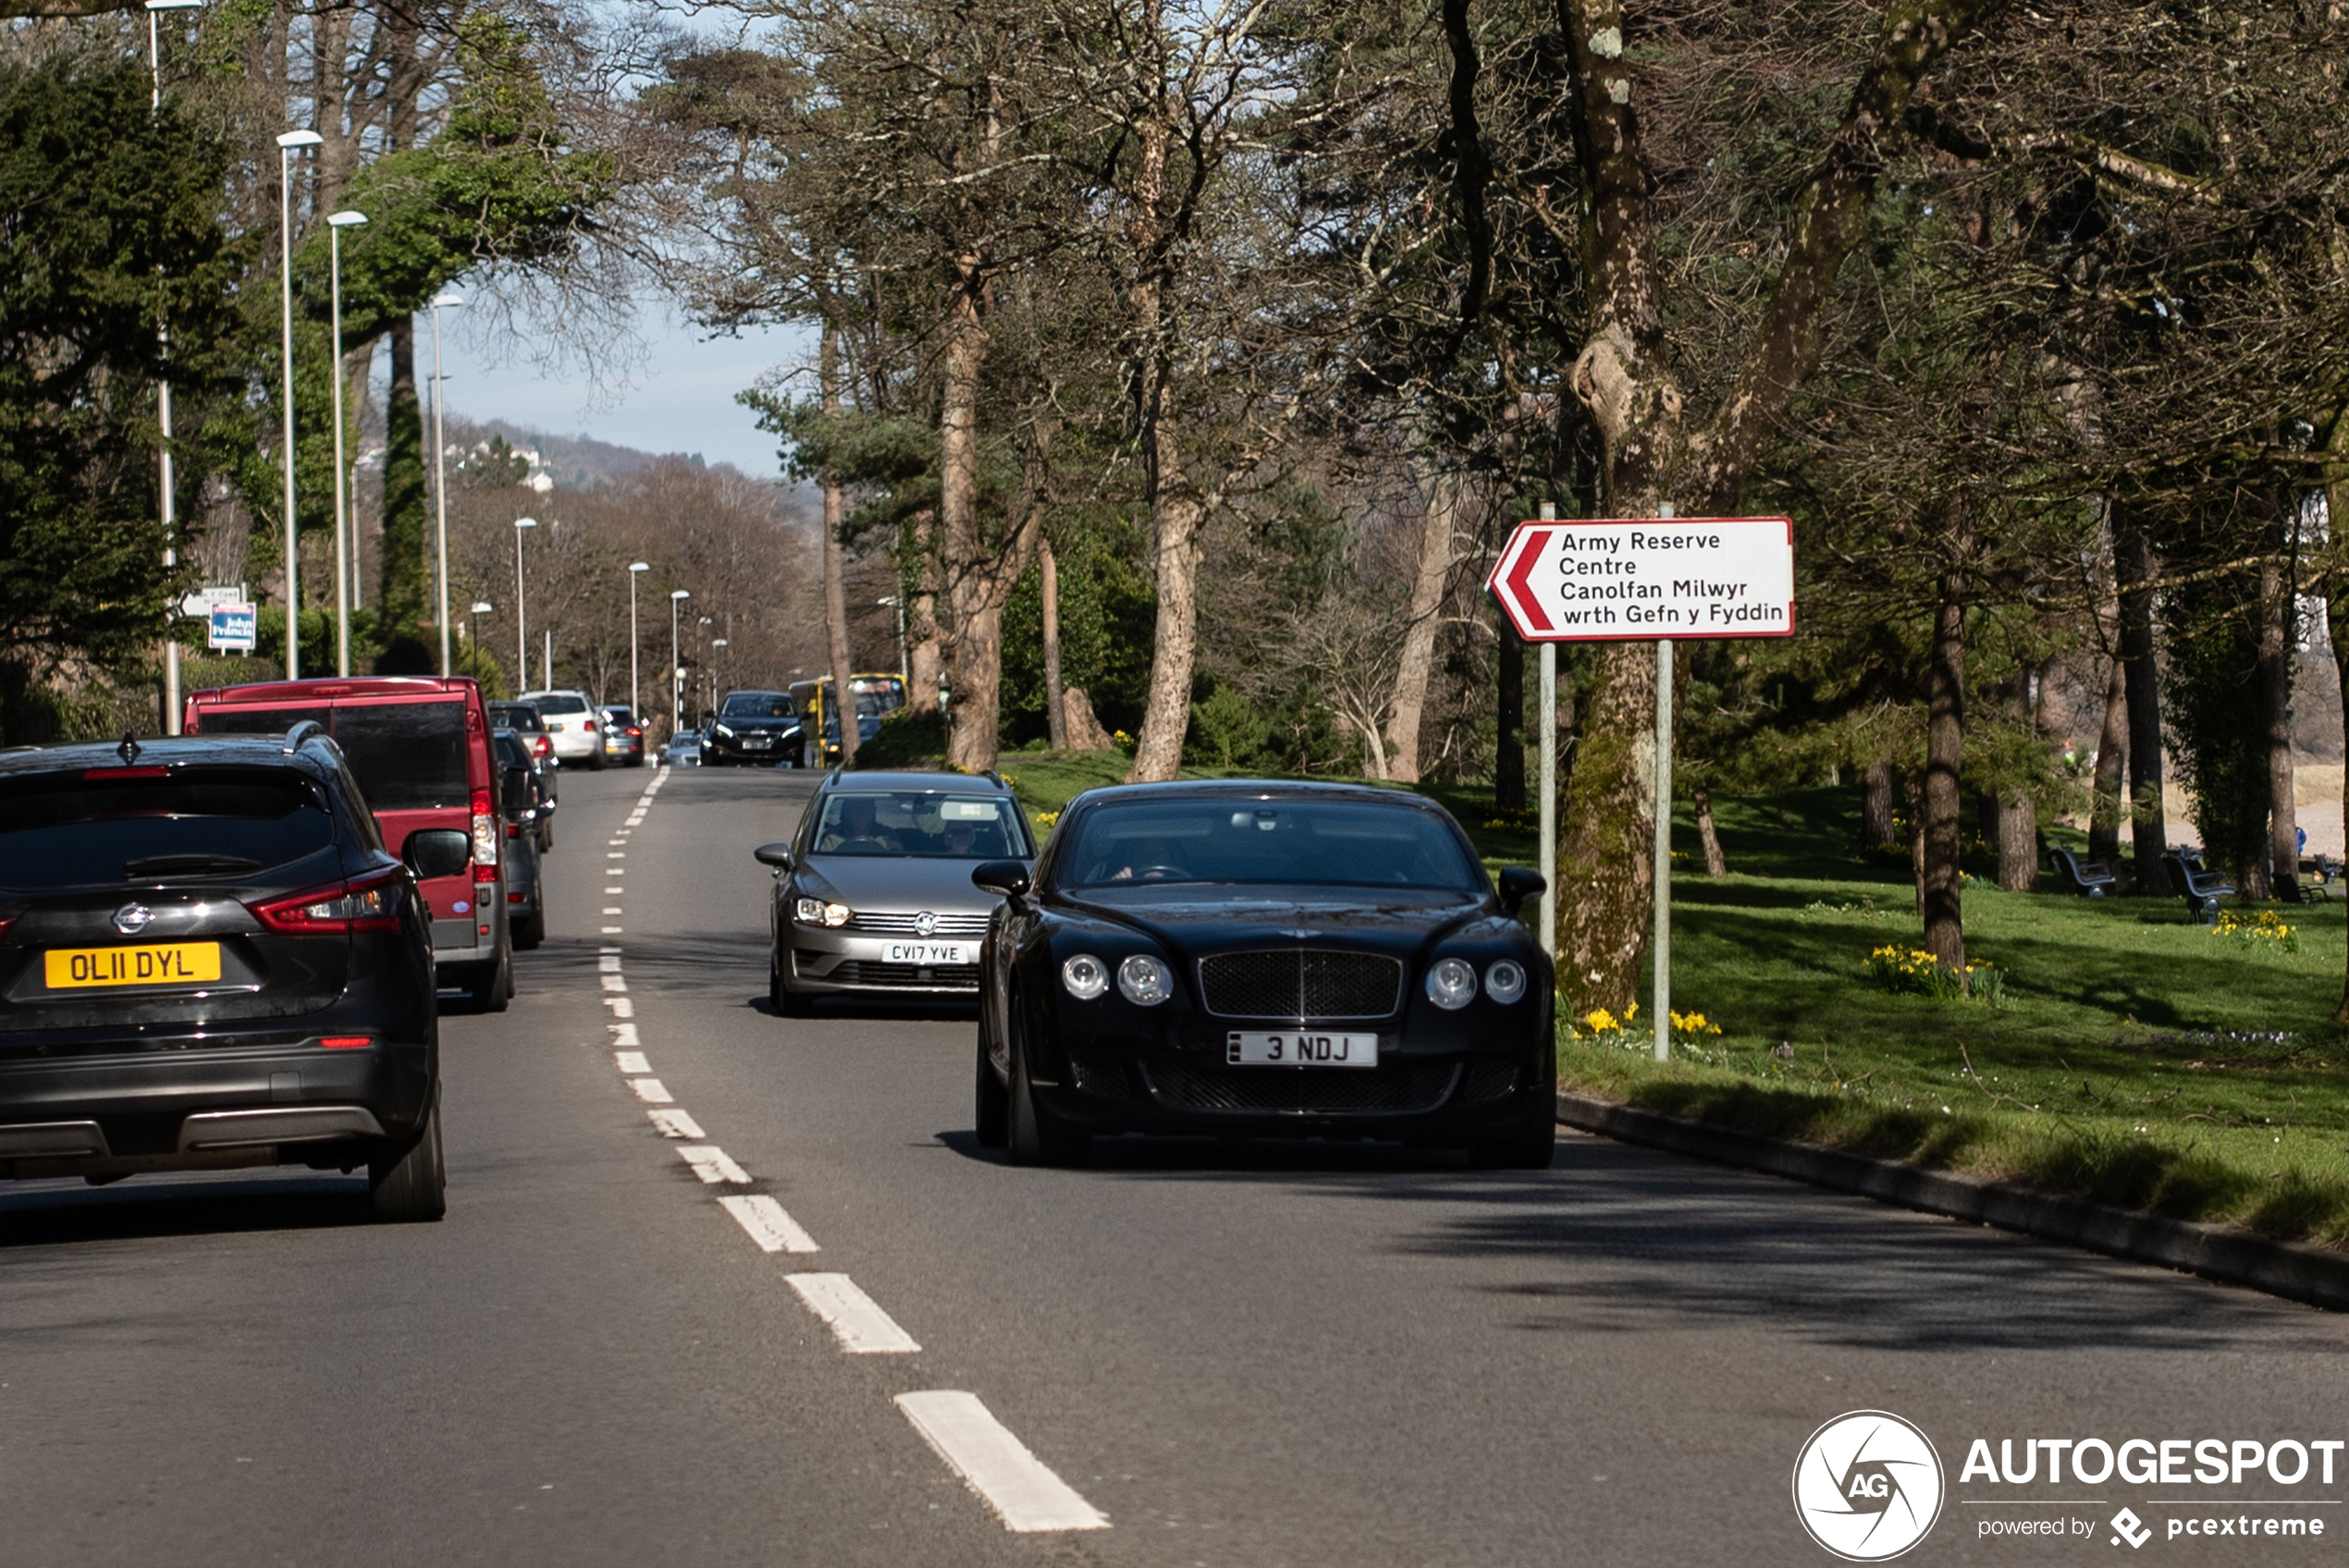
top-left (1486, 510), bottom-right (1794, 1060)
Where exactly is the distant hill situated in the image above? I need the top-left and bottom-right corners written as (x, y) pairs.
top-left (444, 415), bottom-right (751, 492)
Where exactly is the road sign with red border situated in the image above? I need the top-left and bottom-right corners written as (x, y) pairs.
top-left (1485, 516), bottom-right (1795, 642)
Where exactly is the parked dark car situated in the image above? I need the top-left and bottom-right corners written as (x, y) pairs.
top-left (598, 704), bottom-right (646, 767)
top-left (487, 702), bottom-right (558, 851)
top-left (0, 729), bottom-right (451, 1219)
top-left (970, 781), bottom-right (1554, 1169)
top-left (492, 730), bottom-right (547, 949)
top-left (754, 771), bottom-right (1032, 1013)
top-left (705, 690), bottom-right (805, 767)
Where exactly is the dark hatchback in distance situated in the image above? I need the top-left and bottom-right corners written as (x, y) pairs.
top-left (972, 782), bottom-right (1555, 1169)
top-left (0, 730), bottom-right (453, 1219)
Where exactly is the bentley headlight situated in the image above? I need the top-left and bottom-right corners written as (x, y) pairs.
top-left (1061, 953), bottom-right (1109, 1000)
top-left (1117, 954), bottom-right (1174, 1006)
top-left (794, 896), bottom-right (850, 927)
top-left (1484, 959), bottom-right (1527, 1004)
top-left (1426, 956), bottom-right (1478, 1010)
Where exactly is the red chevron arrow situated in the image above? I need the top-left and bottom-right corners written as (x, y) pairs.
top-left (1493, 526), bottom-right (1554, 635)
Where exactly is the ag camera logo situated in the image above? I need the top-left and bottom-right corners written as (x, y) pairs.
top-left (1793, 1410), bottom-right (1946, 1561)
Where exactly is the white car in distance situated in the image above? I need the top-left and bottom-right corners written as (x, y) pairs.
top-left (518, 689), bottom-right (606, 769)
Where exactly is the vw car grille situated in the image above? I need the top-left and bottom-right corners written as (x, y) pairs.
top-left (846, 912), bottom-right (992, 937)
top-left (1197, 949), bottom-right (1403, 1019)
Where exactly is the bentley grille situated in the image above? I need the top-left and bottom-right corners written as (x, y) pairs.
top-left (1197, 949), bottom-right (1403, 1019)
top-left (1145, 1060), bottom-right (1457, 1115)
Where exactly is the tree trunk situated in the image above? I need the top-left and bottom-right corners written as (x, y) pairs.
top-left (1554, 641), bottom-right (1654, 1018)
top-left (1863, 759), bottom-right (1896, 851)
top-left (1494, 625), bottom-right (1525, 811)
top-left (939, 277), bottom-right (999, 774)
top-left (2115, 509), bottom-right (2170, 894)
top-left (1041, 538), bottom-right (1066, 750)
top-left (1906, 769), bottom-right (1926, 917)
top-left (1125, 63), bottom-right (1200, 786)
top-left (1384, 462), bottom-right (1464, 783)
top-left (2089, 654), bottom-right (2128, 864)
top-left (905, 509), bottom-right (941, 715)
top-left (2260, 542), bottom-right (2298, 900)
top-left (1997, 790), bottom-right (2036, 891)
top-left (821, 318), bottom-right (857, 768)
top-left (1923, 584), bottom-right (1965, 972)
top-left (1693, 788), bottom-right (1727, 876)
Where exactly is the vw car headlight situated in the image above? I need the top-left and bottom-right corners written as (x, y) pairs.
top-left (1117, 954), bottom-right (1174, 1006)
top-left (1425, 956), bottom-right (1478, 1010)
top-left (1061, 953), bottom-right (1109, 999)
top-left (715, 723), bottom-right (735, 738)
top-left (1484, 959), bottom-right (1528, 1004)
top-left (794, 897), bottom-right (850, 927)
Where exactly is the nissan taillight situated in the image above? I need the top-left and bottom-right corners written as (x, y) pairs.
top-left (472, 786), bottom-right (498, 880)
top-left (249, 866), bottom-right (403, 934)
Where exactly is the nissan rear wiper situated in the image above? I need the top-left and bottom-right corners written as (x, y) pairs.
top-left (123, 853), bottom-right (264, 879)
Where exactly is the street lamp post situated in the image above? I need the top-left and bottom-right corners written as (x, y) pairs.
top-left (709, 638), bottom-right (727, 715)
top-left (147, 0), bottom-right (201, 732)
top-left (326, 209), bottom-right (366, 677)
top-left (669, 589), bottom-right (690, 741)
top-left (627, 562), bottom-right (649, 717)
top-left (512, 517), bottom-right (536, 690)
top-left (430, 293), bottom-right (463, 675)
top-left (879, 594), bottom-right (908, 685)
top-left (277, 129), bottom-right (322, 677)
top-left (467, 600), bottom-right (492, 661)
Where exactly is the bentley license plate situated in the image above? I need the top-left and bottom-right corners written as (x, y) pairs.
top-left (44, 942), bottom-right (222, 989)
top-left (1226, 1032), bottom-right (1379, 1068)
top-left (885, 943), bottom-right (966, 964)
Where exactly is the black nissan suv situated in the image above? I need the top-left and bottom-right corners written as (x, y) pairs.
top-left (0, 727), bottom-right (455, 1219)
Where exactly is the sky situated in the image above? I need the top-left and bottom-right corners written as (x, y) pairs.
top-left (432, 298), bottom-right (814, 478)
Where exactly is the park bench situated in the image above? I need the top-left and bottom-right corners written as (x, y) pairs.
top-left (2301, 855), bottom-right (2340, 900)
top-left (2163, 850), bottom-right (2235, 925)
top-left (2047, 846), bottom-right (2119, 898)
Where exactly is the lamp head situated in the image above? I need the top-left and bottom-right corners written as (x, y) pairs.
top-left (514, 516), bottom-right (537, 530)
top-left (326, 210), bottom-right (368, 227)
top-left (432, 293), bottom-right (464, 309)
top-left (277, 129), bottom-right (323, 150)
top-left (472, 601), bottom-right (494, 614)
top-left (670, 590), bottom-right (690, 601)
top-left (629, 561), bottom-right (650, 573)
top-left (145, 1), bottom-right (204, 11)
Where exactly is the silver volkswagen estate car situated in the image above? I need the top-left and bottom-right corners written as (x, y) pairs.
top-left (754, 770), bottom-right (1035, 1014)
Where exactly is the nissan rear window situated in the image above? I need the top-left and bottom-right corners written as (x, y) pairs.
top-left (199, 702), bottom-right (471, 812)
top-left (0, 770), bottom-right (333, 891)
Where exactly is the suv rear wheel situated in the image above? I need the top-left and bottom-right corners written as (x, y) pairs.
top-left (371, 1089), bottom-right (446, 1221)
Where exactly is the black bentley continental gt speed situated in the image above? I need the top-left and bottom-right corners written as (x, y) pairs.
top-left (971, 781), bottom-right (1556, 1168)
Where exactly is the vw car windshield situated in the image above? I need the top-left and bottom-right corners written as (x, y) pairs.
top-left (809, 793), bottom-right (1027, 858)
top-left (1058, 800), bottom-right (1481, 890)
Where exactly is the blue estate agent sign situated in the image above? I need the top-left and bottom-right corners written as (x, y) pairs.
top-left (208, 604), bottom-right (257, 652)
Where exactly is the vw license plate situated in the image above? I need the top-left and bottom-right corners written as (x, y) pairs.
top-left (1226, 1032), bottom-right (1379, 1068)
top-left (885, 943), bottom-right (967, 964)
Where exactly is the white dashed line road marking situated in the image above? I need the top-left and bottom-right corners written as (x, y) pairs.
top-left (603, 906), bottom-right (622, 914)
top-left (719, 1194), bottom-right (821, 1255)
top-left (607, 851), bottom-right (625, 860)
top-left (609, 1022), bottom-right (640, 1047)
top-left (629, 1078), bottom-right (672, 1103)
top-left (602, 925), bottom-right (623, 934)
top-left (601, 975), bottom-right (628, 993)
top-left (598, 955), bottom-right (622, 973)
top-left (605, 997), bottom-right (634, 1018)
top-left (785, 1274), bottom-right (919, 1354)
top-left (615, 1051), bottom-right (650, 1073)
top-left (647, 1108), bottom-right (705, 1139)
top-left (894, 1391), bottom-right (1110, 1531)
top-left (605, 886), bottom-right (624, 894)
top-left (679, 1145), bottom-right (751, 1184)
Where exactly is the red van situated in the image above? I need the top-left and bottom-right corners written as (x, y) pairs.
top-left (185, 677), bottom-right (513, 1010)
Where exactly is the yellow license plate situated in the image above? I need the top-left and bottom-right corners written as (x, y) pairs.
top-left (43, 943), bottom-right (222, 989)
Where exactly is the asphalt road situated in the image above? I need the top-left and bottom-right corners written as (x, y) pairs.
top-left (6, 762), bottom-right (2348, 1567)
